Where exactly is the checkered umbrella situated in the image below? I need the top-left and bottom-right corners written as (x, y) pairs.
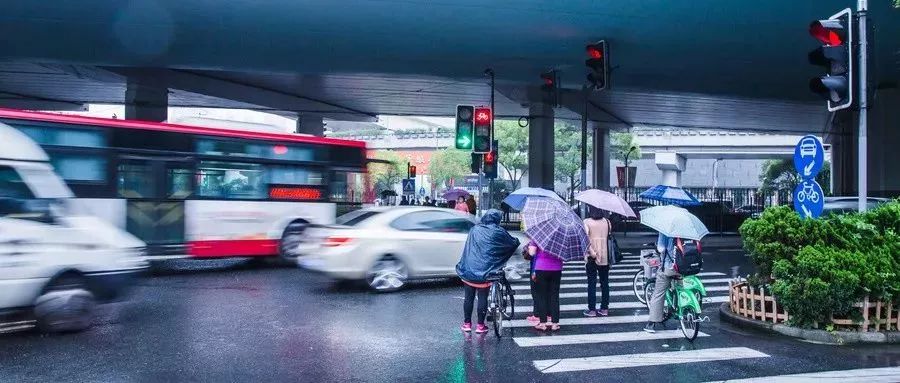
top-left (521, 198), bottom-right (589, 261)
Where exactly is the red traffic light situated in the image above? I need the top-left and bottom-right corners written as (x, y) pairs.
top-left (474, 107), bottom-right (492, 124)
top-left (408, 165), bottom-right (417, 177)
top-left (809, 20), bottom-right (844, 46)
top-left (586, 45), bottom-right (603, 59)
top-left (484, 151), bottom-right (495, 164)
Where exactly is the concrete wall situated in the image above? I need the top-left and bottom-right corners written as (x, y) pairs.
top-left (608, 159), bottom-right (766, 188)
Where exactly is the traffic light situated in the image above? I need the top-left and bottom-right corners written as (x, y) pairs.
top-left (455, 105), bottom-right (474, 150)
top-left (585, 41), bottom-right (609, 90)
top-left (408, 164), bottom-right (416, 178)
top-left (473, 107), bottom-right (492, 153)
top-left (808, 9), bottom-right (853, 111)
top-left (471, 152), bottom-right (482, 174)
top-left (483, 142), bottom-right (498, 179)
top-left (540, 70), bottom-right (559, 105)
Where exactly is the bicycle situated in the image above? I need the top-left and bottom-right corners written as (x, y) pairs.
top-left (644, 274), bottom-right (708, 341)
top-left (486, 270), bottom-right (515, 338)
top-left (632, 249), bottom-right (661, 304)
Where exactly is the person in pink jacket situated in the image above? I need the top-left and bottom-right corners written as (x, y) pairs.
top-left (529, 240), bottom-right (563, 331)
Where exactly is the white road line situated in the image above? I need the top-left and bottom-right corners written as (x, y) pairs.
top-left (516, 285), bottom-right (730, 300)
top-left (517, 295), bottom-right (728, 313)
top-left (510, 278), bottom-right (734, 290)
top-left (703, 366), bottom-right (900, 383)
top-left (515, 330), bottom-right (708, 347)
top-left (505, 314), bottom-right (649, 328)
top-left (533, 347), bottom-right (770, 373)
top-left (509, 271), bottom-right (727, 283)
top-left (563, 268), bottom-right (640, 275)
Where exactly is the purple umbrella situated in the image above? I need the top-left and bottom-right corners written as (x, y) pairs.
top-left (442, 188), bottom-right (470, 201)
top-left (521, 198), bottom-right (589, 261)
top-left (575, 189), bottom-right (636, 217)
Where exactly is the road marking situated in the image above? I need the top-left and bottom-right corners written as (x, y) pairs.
top-left (509, 278), bottom-right (734, 290)
top-left (563, 268), bottom-right (640, 275)
top-left (702, 366), bottom-right (900, 383)
top-left (514, 330), bottom-right (708, 347)
top-left (563, 260), bottom-right (639, 269)
top-left (533, 347), bottom-right (769, 373)
top-left (517, 295), bottom-right (728, 313)
top-left (504, 314), bottom-right (649, 328)
top-left (509, 271), bottom-right (727, 283)
top-left (515, 285), bottom-right (729, 300)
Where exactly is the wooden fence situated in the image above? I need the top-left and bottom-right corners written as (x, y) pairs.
top-left (729, 280), bottom-right (899, 332)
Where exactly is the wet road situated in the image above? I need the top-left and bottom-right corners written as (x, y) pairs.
top-left (2, 236), bottom-right (899, 382)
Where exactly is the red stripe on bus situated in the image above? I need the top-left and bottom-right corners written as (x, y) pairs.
top-left (188, 239), bottom-right (279, 258)
top-left (0, 108), bottom-right (366, 148)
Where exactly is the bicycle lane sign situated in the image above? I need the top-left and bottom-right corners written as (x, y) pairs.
top-left (794, 180), bottom-right (825, 219)
top-left (793, 135), bottom-right (825, 219)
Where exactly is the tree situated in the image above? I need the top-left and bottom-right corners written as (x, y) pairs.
top-left (759, 159), bottom-right (831, 196)
top-left (494, 120), bottom-right (528, 190)
top-left (554, 123), bottom-right (592, 203)
top-left (369, 150), bottom-right (405, 193)
top-left (429, 147), bottom-right (470, 189)
top-left (610, 131), bottom-right (641, 163)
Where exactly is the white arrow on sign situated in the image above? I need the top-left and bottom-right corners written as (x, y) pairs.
top-left (804, 162), bottom-right (815, 177)
top-left (801, 204), bottom-right (813, 218)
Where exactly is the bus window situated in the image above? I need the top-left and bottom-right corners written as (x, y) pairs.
top-left (50, 154), bottom-right (106, 182)
top-left (118, 162), bottom-right (157, 198)
top-left (167, 167), bottom-right (193, 199)
top-left (15, 124), bottom-right (105, 148)
top-left (197, 161), bottom-right (265, 199)
top-left (330, 171), bottom-right (366, 203)
top-left (269, 166), bottom-right (323, 185)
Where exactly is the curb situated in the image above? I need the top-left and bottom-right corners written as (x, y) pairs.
top-left (718, 303), bottom-right (900, 344)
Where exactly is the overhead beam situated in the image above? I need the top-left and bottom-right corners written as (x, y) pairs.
top-left (108, 67), bottom-right (377, 122)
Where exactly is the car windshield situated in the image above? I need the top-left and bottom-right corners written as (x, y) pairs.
top-left (335, 209), bottom-right (381, 226)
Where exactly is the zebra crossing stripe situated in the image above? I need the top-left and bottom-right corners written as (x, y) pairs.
top-left (563, 268), bottom-right (640, 275)
top-left (516, 295), bottom-right (728, 313)
top-left (515, 285), bottom-right (730, 300)
top-left (509, 271), bottom-right (727, 283)
top-left (533, 347), bottom-right (769, 373)
top-left (504, 314), bottom-right (649, 328)
top-left (701, 366), bottom-right (900, 383)
top-left (514, 330), bottom-right (709, 347)
top-left (509, 278), bottom-right (734, 290)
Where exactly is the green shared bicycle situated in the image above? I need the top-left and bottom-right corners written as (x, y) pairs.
top-left (644, 274), bottom-right (708, 341)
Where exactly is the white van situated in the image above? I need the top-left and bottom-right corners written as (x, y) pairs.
top-left (0, 122), bottom-right (147, 333)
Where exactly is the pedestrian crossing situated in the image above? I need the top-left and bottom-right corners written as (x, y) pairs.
top-left (502, 255), bottom-right (773, 378)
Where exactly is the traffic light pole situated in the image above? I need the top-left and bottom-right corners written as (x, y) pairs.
top-left (486, 68), bottom-right (495, 212)
top-left (857, 0), bottom-right (868, 212)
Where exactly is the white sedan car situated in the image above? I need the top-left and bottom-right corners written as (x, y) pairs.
top-left (297, 207), bottom-right (525, 292)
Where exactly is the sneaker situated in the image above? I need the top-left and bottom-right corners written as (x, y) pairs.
top-left (475, 324), bottom-right (488, 334)
top-left (582, 309), bottom-right (598, 317)
top-left (643, 322), bottom-right (659, 333)
top-left (461, 323), bottom-right (472, 332)
top-left (526, 315), bottom-right (540, 324)
top-left (598, 309), bottom-right (609, 317)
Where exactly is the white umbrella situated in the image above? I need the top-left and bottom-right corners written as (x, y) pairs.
top-left (639, 205), bottom-right (709, 240)
top-left (503, 187), bottom-right (564, 211)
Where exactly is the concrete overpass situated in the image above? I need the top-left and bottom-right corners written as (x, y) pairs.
top-left (0, 1), bottom-right (897, 195)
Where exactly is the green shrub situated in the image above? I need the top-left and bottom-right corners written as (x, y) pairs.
top-left (739, 206), bottom-right (828, 282)
top-left (772, 246), bottom-right (862, 327)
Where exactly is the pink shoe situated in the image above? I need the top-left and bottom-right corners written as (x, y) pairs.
top-left (475, 324), bottom-right (488, 334)
top-left (526, 315), bottom-right (540, 324)
top-left (461, 323), bottom-right (472, 332)
top-left (598, 309), bottom-right (609, 316)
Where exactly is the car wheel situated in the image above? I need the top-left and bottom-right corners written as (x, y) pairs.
top-left (278, 220), bottom-right (309, 261)
top-left (366, 256), bottom-right (408, 292)
top-left (34, 274), bottom-right (96, 333)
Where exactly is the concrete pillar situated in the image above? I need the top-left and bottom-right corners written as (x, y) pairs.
top-left (124, 79), bottom-right (168, 122)
top-left (592, 123), bottom-right (611, 189)
top-left (867, 89), bottom-right (900, 197)
top-left (527, 103), bottom-right (555, 189)
top-left (826, 111), bottom-right (856, 196)
top-left (296, 115), bottom-right (325, 136)
top-left (655, 152), bottom-right (686, 187)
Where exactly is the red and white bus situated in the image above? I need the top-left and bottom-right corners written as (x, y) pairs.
top-left (0, 108), bottom-right (369, 261)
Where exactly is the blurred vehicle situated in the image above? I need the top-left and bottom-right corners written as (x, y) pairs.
top-left (734, 205), bottom-right (765, 219)
top-left (822, 196), bottom-right (890, 215)
top-left (0, 122), bottom-right (146, 333)
top-left (0, 108), bottom-right (368, 263)
top-left (297, 207), bottom-right (526, 291)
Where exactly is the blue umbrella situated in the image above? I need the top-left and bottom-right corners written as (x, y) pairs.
top-left (639, 185), bottom-right (701, 206)
top-left (503, 187), bottom-right (564, 211)
top-left (521, 198), bottom-right (589, 261)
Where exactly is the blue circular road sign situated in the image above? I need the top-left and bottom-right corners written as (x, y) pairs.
top-left (793, 179), bottom-right (825, 219)
top-left (793, 135), bottom-right (824, 179)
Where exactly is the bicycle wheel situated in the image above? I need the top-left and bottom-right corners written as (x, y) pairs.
top-left (492, 307), bottom-right (502, 338)
top-left (632, 270), bottom-right (646, 304)
top-left (680, 306), bottom-right (700, 342)
top-left (503, 284), bottom-right (515, 320)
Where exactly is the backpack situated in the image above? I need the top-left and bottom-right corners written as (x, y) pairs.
top-left (673, 238), bottom-right (703, 276)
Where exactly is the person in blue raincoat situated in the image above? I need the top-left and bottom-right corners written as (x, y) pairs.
top-left (455, 209), bottom-right (520, 333)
